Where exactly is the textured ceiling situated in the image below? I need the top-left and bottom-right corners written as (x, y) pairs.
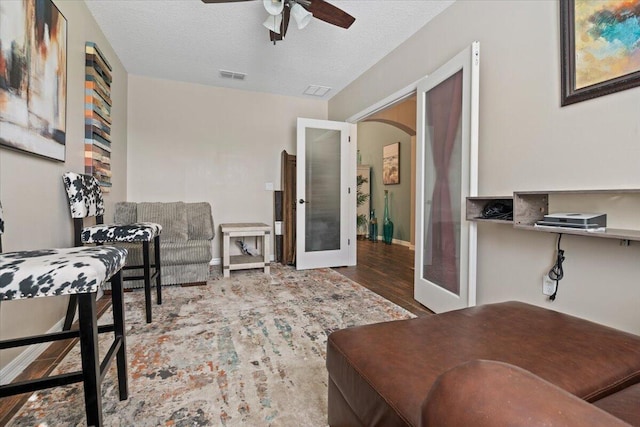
top-left (85, 0), bottom-right (455, 100)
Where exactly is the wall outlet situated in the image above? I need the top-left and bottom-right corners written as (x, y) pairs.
top-left (542, 275), bottom-right (557, 296)
top-left (265, 182), bottom-right (274, 191)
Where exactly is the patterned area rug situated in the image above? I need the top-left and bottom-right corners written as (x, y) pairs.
top-left (9, 265), bottom-right (414, 426)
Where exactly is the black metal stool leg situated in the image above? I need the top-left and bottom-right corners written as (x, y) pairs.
top-left (77, 292), bottom-right (103, 427)
top-left (143, 241), bottom-right (152, 323)
top-left (63, 294), bottom-right (78, 331)
top-left (111, 270), bottom-right (128, 400)
top-left (154, 235), bottom-right (162, 305)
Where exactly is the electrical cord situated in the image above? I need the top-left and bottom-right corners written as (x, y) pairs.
top-left (481, 201), bottom-right (513, 220)
top-left (548, 233), bottom-right (565, 301)
top-left (486, 211), bottom-right (513, 220)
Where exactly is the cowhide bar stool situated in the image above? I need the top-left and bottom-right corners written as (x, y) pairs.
top-left (0, 202), bottom-right (129, 426)
top-left (62, 172), bottom-right (162, 326)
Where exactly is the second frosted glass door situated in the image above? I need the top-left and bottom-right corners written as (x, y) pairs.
top-left (305, 127), bottom-right (341, 252)
top-left (296, 118), bottom-right (355, 270)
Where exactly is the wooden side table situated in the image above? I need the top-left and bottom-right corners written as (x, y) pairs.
top-left (220, 223), bottom-right (271, 278)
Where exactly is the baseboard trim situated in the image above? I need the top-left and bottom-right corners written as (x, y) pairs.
top-left (371, 238), bottom-right (411, 247)
top-left (0, 317), bottom-right (65, 385)
top-left (363, 237), bottom-right (412, 247)
top-left (392, 238), bottom-right (412, 247)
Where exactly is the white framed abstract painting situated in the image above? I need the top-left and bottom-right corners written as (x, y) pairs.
top-left (0, 0), bottom-right (68, 161)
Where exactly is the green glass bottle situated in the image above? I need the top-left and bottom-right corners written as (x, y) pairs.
top-left (383, 190), bottom-right (394, 244)
top-left (369, 209), bottom-right (378, 242)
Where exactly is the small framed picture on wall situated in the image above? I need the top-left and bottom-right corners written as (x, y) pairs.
top-left (382, 142), bottom-right (400, 185)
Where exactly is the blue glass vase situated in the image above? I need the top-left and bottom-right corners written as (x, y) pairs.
top-left (383, 191), bottom-right (394, 245)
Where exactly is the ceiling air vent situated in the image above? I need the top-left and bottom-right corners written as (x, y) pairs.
top-left (219, 70), bottom-right (246, 80)
top-left (303, 85), bottom-right (331, 97)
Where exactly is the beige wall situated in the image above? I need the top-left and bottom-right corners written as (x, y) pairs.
top-left (126, 75), bottom-right (327, 260)
top-left (0, 1), bottom-right (128, 370)
top-left (329, 0), bottom-right (640, 333)
top-left (358, 122), bottom-right (412, 243)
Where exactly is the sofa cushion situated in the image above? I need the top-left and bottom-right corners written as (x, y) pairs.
top-left (117, 240), bottom-right (212, 266)
top-left (422, 360), bottom-right (631, 427)
top-left (160, 240), bottom-right (212, 265)
top-left (187, 202), bottom-right (215, 240)
top-left (138, 202), bottom-right (188, 243)
top-left (326, 301), bottom-right (640, 427)
top-left (114, 202), bottom-right (137, 224)
top-left (593, 382), bottom-right (640, 426)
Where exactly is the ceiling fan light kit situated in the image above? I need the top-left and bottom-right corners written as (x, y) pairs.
top-left (263, 13), bottom-right (283, 34)
top-left (263, 0), bottom-right (284, 16)
top-left (203, 0), bottom-right (355, 44)
top-left (290, 2), bottom-right (313, 30)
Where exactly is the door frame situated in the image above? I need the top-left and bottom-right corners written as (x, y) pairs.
top-left (347, 80), bottom-right (423, 250)
top-left (345, 44), bottom-right (479, 313)
top-left (346, 79), bottom-right (424, 124)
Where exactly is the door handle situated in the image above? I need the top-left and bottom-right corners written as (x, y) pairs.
top-left (299, 199), bottom-right (309, 204)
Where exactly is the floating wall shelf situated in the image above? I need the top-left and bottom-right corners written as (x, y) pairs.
top-left (467, 189), bottom-right (640, 242)
top-left (466, 196), bottom-right (514, 225)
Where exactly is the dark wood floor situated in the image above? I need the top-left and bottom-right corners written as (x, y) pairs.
top-left (334, 239), bottom-right (433, 317)
top-left (0, 241), bottom-right (429, 423)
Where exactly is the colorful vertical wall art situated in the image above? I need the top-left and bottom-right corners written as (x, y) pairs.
top-left (0, 0), bottom-right (68, 161)
top-left (85, 42), bottom-right (113, 190)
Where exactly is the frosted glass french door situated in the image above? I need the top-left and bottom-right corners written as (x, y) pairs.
top-left (296, 118), bottom-right (356, 270)
top-left (414, 42), bottom-right (479, 313)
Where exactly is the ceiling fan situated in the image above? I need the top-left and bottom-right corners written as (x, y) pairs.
top-left (201, 0), bottom-right (356, 44)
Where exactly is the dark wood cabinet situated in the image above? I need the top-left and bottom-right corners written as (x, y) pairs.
top-left (281, 150), bottom-right (297, 265)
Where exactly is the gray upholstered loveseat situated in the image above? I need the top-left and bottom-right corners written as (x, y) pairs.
top-left (114, 202), bottom-right (214, 287)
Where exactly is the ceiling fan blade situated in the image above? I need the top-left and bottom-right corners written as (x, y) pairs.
top-left (201, 0), bottom-right (252, 3)
top-left (270, 6), bottom-right (290, 43)
top-left (307, 0), bottom-right (355, 29)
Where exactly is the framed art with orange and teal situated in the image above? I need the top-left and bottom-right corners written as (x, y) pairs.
top-left (560, 0), bottom-right (640, 106)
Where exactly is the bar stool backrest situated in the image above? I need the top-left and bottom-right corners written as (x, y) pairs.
top-left (62, 172), bottom-right (106, 220)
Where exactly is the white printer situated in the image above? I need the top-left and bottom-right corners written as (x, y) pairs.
top-left (536, 213), bottom-right (607, 229)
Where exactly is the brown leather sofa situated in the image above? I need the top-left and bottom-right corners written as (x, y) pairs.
top-left (326, 301), bottom-right (640, 426)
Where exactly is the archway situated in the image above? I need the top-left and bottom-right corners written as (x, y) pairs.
top-left (361, 96), bottom-right (416, 249)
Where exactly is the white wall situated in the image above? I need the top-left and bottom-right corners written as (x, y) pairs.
top-left (126, 75), bottom-right (327, 260)
top-left (329, 0), bottom-right (640, 333)
top-left (0, 1), bottom-right (128, 370)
